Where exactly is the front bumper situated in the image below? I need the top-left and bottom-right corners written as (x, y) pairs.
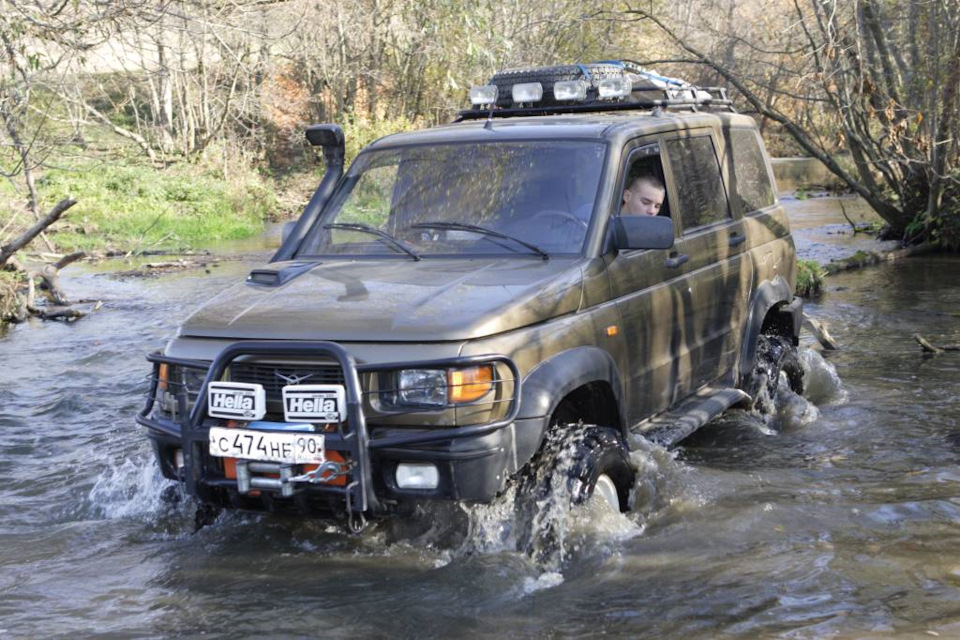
top-left (137, 340), bottom-right (522, 517)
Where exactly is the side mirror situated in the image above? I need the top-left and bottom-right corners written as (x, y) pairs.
top-left (613, 215), bottom-right (675, 251)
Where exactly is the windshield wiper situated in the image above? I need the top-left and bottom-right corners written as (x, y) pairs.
top-left (324, 222), bottom-right (421, 261)
top-left (410, 221), bottom-right (549, 260)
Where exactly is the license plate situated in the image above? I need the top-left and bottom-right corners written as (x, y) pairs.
top-left (208, 426), bottom-right (325, 464)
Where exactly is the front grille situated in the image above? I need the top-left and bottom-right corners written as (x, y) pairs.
top-left (229, 362), bottom-right (345, 401)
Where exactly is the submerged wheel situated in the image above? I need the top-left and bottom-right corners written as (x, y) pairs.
top-left (747, 334), bottom-right (804, 412)
top-left (514, 425), bottom-right (635, 560)
top-left (565, 427), bottom-right (634, 512)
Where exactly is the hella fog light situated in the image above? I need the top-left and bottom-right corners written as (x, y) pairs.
top-left (396, 463), bottom-right (439, 490)
top-left (598, 76), bottom-right (632, 99)
top-left (512, 82), bottom-right (543, 104)
top-left (469, 85), bottom-right (498, 105)
top-left (398, 369), bottom-right (447, 406)
top-left (553, 80), bottom-right (587, 101)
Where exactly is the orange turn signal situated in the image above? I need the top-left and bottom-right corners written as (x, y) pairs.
top-left (448, 365), bottom-right (494, 404)
top-left (158, 363), bottom-right (169, 391)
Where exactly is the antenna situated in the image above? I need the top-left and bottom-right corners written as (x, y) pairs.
top-left (483, 103), bottom-right (495, 130)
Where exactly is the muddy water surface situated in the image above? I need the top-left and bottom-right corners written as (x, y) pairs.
top-left (2, 217), bottom-right (960, 638)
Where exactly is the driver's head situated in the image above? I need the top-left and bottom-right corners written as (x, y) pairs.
top-left (621, 174), bottom-right (666, 216)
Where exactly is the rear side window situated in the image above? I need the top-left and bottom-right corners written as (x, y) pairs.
top-left (729, 129), bottom-right (775, 213)
top-left (664, 136), bottom-right (730, 232)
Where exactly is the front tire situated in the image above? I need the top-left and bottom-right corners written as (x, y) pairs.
top-left (565, 427), bottom-right (634, 512)
top-left (515, 425), bottom-right (634, 561)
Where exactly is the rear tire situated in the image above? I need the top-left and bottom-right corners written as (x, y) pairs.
top-left (746, 334), bottom-right (804, 412)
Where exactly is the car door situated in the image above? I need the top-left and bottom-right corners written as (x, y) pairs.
top-left (603, 139), bottom-right (684, 422)
top-left (660, 129), bottom-right (753, 395)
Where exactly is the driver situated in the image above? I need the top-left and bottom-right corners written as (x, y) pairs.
top-left (621, 173), bottom-right (665, 216)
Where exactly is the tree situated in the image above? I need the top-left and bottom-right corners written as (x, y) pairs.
top-left (624, 0), bottom-right (960, 246)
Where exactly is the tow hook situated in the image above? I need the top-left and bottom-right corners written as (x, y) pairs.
top-left (288, 460), bottom-right (349, 485)
top-left (347, 510), bottom-right (367, 534)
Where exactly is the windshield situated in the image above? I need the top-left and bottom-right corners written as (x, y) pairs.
top-left (296, 141), bottom-right (606, 258)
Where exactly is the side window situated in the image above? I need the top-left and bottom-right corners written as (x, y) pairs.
top-left (619, 145), bottom-right (670, 219)
top-left (729, 129), bottom-right (776, 213)
top-left (664, 136), bottom-right (730, 231)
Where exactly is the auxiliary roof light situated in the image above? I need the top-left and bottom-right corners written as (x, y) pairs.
top-left (597, 76), bottom-right (633, 99)
top-left (553, 79), bottom-right (588, 101)
top-left (469, 85), bottom-right (498, 106)
top-left (512, 82), bottom-right (543, 104)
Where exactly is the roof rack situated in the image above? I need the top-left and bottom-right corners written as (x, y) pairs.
top-left (455, 60), bottom-right (736, 121)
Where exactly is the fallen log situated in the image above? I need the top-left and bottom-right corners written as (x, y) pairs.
top-left (0, 199), bottom-right (77, 267)
top-left (29, 305), bottom-right (87, 321)
top-left (0, 199), bottom-right (94, 324)
top-left (802, 314), bottom-right (839, 350)
top-left (913, 334), bottom-right (960, 354)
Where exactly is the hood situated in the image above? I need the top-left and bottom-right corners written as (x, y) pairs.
top-left (179, 257), bottom-right (585, 342)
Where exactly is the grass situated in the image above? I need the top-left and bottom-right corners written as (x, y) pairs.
top-left (0, 113), bottom-right (422, 256)
top-left (17, 154), bottom-right (279, 253)
top-left (796, 259), bottom-right (826, 297)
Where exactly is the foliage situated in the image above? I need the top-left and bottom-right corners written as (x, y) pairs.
top-left (795, 259), bottom-right (825, 297)
top-left (628, 0), bottom-right (960, 246)
top-left (0, 270), bottom-right (24, 321)
top-left (15, 157), bottom-right (275, 252)
top-left (340, 113), bottom-right (419, 166)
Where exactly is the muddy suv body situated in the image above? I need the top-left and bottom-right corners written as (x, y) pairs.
top-left (138, 62), bottom-right (801, 524)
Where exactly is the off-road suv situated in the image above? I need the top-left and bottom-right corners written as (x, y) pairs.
top-left (138, 61), bottom-right (803, 531)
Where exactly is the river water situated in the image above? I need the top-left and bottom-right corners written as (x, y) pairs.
top-left (2, 205), bottom-right (960, 638)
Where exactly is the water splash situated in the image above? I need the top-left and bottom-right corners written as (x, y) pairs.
top-left (801, 348), bottom-right (848, 405)
top-left (521, 570), bottom-right (564, 594)
top-left (87, 454), bottom-right (175, 521)
top-left (627, 435), bottom-right (699, 523)
top-left (448, 430), bottom-right (688, 573)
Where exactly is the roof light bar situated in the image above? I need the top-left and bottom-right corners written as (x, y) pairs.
top-left (512, 82), bottom-right (543, 104)
top-left (469, 85), bottom-right (498, 106)
top-left (597, 76), bottom-right (632, 99)
top-left (553, 80), bottom-right (587, 101)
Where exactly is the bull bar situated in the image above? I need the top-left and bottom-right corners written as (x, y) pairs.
top-left (137, 340), bottom-right (522, 518)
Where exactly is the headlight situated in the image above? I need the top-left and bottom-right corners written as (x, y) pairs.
top-left (384, 364), bottom-right (495, 408)
top-left (398, 369), bottom-right (447, 406)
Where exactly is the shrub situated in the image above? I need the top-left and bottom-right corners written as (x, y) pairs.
top-left (796, 259), bottom-right (826, 297)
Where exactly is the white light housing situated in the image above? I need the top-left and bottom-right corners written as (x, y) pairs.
top-left (174, 448), bottom-right (184, 470)
top-left (598, 76), bottom-right (633, 99)
top-left (553, 80), bottom-right (588, 101)
top-left (512, 82), bottom-right (543, 104)
top-left (396, 463), bottom-right (439, 490)
top-left (398, 369), bottom-right (447, 406)
top-left (469, 85), bottom-right (498, 106)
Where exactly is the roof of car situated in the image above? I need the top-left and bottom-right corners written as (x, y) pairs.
top-left (365, 111), bottom-right (760, 150)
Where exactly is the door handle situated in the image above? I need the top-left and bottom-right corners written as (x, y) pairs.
top-left (665, 252), bottom-right (689, 268)
top-left (729, 232), bottom-right (746, 247)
